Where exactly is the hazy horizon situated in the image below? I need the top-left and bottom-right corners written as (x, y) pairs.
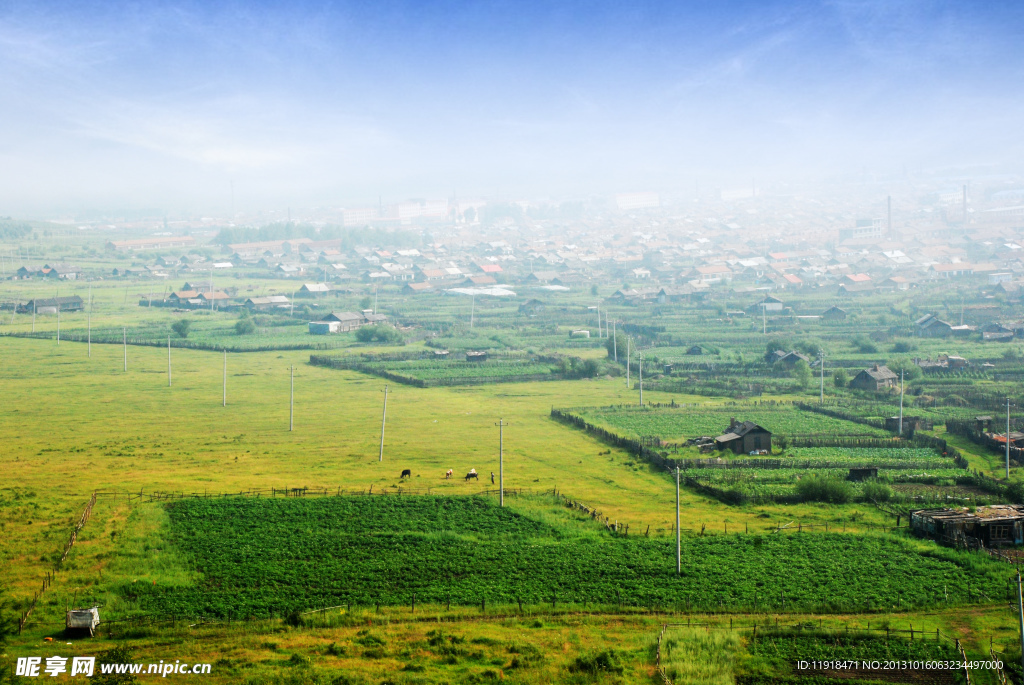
top-left (2, 0), bottom-right (1023, 217)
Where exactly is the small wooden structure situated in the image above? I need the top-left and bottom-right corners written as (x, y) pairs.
top-left (466, 350), bottom-right (489, 362)
top-left (714, 419), bottom-right (772, 454)
top-left (883, 416), bottom-right (933, 433)
top-left (66, 607), bottom-right (100, 636)
top-left (846, 467), bottom-right (878, 481)
top-left (849, 364), bottom-right (898, 391)
top-left (308, 321), bottom-right (341, 335)
top-left (911, 505), bottom-right (1024, 549)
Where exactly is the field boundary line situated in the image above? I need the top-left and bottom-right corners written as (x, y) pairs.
top-left (18, 492), bottom-right (96, 634)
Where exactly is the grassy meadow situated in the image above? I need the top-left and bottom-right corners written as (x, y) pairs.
top-left (1, 284), bottom-right (1023, 683)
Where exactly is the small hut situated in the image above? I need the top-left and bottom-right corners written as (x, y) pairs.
top-left (66, 607), bottom-right (101, 636)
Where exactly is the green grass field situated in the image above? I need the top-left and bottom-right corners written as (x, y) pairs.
top-left (1, 314), bottom-right (1022, 683)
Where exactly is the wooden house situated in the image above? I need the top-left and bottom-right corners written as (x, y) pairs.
top-left (821, 305), bottom-right (848, 321)
top-left (296, 283), bottom-right (330, 298)
top-left (324, 311), bottom-right (367, 332)
top-left (17, 295), bottom-right (84, 314)
top-left (714, 419), bottom-right (772, 454)
top-left (911, 505), bottom-right (1024, 548)
top-left (849, 364), bottom-right (898, 391)
top-left (916, 313), bottom-right (953, 338)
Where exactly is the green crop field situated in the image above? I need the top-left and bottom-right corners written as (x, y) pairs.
top-left (574, 404), bottom-right (892, 440)
top-left (3, 272), bottom-right (1024, 683)
top-left (110, 495), bottom-right (1009, 619)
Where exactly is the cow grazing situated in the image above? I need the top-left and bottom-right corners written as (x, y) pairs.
top-left (400, 469), bottom-right (411, 479)
top-left (445, 469), bottom-right (453, 480)
top-left (465, 471), bottom-right (479, 481)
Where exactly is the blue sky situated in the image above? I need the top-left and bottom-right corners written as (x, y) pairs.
top-left (1, 0), bottom-right (1022, 215)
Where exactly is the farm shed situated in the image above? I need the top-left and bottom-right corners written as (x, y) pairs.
top-left (747, 295), bottom-right (784, 314)
top-left (296, 283), bottom-right (330, 297)
top-left (245, 295), bottom-right (290, 310)
top-left (911, 505), bottom-right (1024, 548)
top-left (770, 350), bottom-right (809, 367)
top-left (821, 305), bottom-right (848, 320)
top-left (883, 416), bottom-right (933, 433)
top-left (402, 282), bottom-right (434, 294)
top-left (324, 311), bottom-right (367, 331)
top-left (17, 295), bottom-right (84, 314)
top-left (849, 364), bottom-right (898, 391)
top-left (847, 467), bottom-right (878, 481)
top-left (66, 607), bottom-right (100, 636)
top-left (309, 321), bottom-right (341, 335)
top-left (915, 313), bottom-right (953, 338)
top-left (686, 345), bottom-right (704, 355)
top-left (714, 419), bottom-right (772, 454)
top-left (466, 350), bottom-right (489, 362)
top-left (518, 299), bottom-right (545, 314)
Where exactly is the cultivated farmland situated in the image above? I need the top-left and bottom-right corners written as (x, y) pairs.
top-left (124, 495), bottom-right (1007, 619)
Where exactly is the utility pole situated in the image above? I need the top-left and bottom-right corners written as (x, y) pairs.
top-left (289, 365), bottom-right (294, 431)
top-left (899, 370), bottom-right (905, 435)
top-left (122, 327), bottom-right (127, 371)
top-left (223, 349), bottom-right (227, 407)
top-left (1018, 572), bottom-right (1024, 676)
top-left (626, 337), bottom-right (631, 388)
top-left (819, 350), bottom-right (824, 403)
top-left (613, 320), bottom-right (617, 362)
top-left (167, 337), bottom-right (172, 386)
top-left (638, 350), bottom-right (644, 406)
top-left (56, 306), bottom-right (60, 345)
top-left (87, 285), bottom-right (91, 358)
top-left (379, 384), bottom-right (389, 462)
top-left (32, 302), bottom-right (35, 332)
top-left (470, 294), bottom-right (475, 329)
top-left (596, 306), bottom-right (601, 337)
top-left (762, 303), bottom-right (766, 335)
top-left (496, 419), bottom-right (507, 507)
top-left (675, 466), bottom-right (681, 575)
top-left (374, 286), bottom-right (378, 315)
top-left (1008, 398), bottom-right (1013, 479)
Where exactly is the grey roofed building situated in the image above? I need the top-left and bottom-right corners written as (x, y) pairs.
top-left (849, 364), bottom-right (899, 391)
top-left (17, 295), bottom-right (84, 313)
top-left (324, 311), bottom-right (367, 331)
top-left (821, 305), bottom-right (848, 320)
top-left (296, 283), bottom-right (330, 296)
top-left (245, 295), bottom-right (290, 310)
top-left (915, 313), bottom-right (953, 338)
top-left (714, 419), bottom-right (772, 454)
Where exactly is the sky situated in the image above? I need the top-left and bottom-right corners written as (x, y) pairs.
top-left (1, 0), bottom-right (1023, 216)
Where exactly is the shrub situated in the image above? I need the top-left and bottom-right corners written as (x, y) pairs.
top-left (354, 324), bottom-right (404, 344)
top-left (235, 318), bottom-right (257, 335)
top-left (93, 644), bottom-right (140, 684)
top-left (171, 319), bottom-right (191, 339)
top-left (793, 360), bottom-right (812, 390)
top-left (852, 336), bottom-right (878, 354)
top-left (861, 481), bottom-right (892, 503)
top-left (568, 650), bottom-right (625, 675)
top-left (833, 368), bottom-right (849, 388)
top-left (796, 476), bottom-right (852, 504)
top-left (1006, 481), bottom-right (1024, 504)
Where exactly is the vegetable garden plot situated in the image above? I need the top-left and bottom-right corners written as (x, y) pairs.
top-left (127, 496), bottom-right (1007, 618)
top-left (575, 406), bottom-right (891, 441)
